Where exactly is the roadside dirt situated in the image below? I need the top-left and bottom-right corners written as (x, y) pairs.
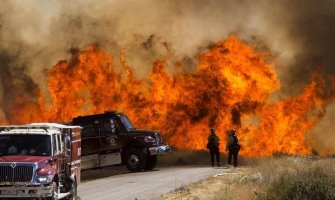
top-left (78, 166), bottom-right (230, 200)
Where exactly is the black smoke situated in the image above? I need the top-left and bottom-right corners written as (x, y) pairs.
top-left (0, 0), bottom-right (334, 151)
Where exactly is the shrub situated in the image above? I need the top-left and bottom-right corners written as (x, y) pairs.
top-left (258, 168), bottom-right (335, 200)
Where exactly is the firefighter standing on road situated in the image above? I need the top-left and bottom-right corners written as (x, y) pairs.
top-left (207, 128), bottom-right (221, 167)
top-left (226, 129), bottom-right (241, 167)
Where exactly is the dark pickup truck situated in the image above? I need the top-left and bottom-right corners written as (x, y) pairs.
top-left (71, 111), bottom-right (171, 172)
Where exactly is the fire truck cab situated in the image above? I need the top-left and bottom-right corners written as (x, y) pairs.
top-left (0, 123), bottom-right (81, 199)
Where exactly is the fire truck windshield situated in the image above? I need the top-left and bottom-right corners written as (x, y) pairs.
top-left (119, 115), bottom-right (135, 131)
top-left (0, 135), bottom-right (51, 156)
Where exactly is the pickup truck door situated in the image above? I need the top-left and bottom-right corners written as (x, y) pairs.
top-left (81, 123), bottom-right (101, 155)
top-left (80, 123), bottom-right (102, 169)
top-left (98, 118), bottom-right (123, 152)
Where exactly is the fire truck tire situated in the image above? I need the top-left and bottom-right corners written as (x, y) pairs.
top-left (47, 182), bottom-right (59, 200)
top-left (145, 155), bottom-right (157, 170)
top-left (125, 149), bottom-right (146, 172)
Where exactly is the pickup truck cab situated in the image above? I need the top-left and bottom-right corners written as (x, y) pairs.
top-left (72, 111), bottom-right (171, 172)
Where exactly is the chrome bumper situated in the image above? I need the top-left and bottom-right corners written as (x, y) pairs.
top-left (149, 145), bottom-right (171, 155)
top-left (0, 185), bottom-right (53, 198)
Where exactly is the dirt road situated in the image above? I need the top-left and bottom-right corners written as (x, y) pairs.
top-left (78, 166), bottom-right (229, 200)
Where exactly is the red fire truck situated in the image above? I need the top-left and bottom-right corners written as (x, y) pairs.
top-left (0, 123), bottom-right (81, 199)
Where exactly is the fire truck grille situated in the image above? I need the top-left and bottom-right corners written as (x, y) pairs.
top-left (0, 164), bottom-right (34, 183)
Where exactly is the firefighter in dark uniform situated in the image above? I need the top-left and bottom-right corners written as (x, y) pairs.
top-left (207, 128), bottom-right (221, 167)
top-left (226, 129), bottom-right (240, 167)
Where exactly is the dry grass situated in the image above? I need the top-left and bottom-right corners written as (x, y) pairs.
top-left (155, 156), bottom-right (335, 200)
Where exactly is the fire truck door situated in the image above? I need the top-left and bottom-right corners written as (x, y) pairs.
top-left (56, 134), bottom-right (66, 173)
top-left (52, 134), bottom-right (61, 173)
top-left (63, 134), bottom-right (72, 176)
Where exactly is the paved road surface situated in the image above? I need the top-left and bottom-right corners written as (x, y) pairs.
top-left (78, 166), bottom-right (229, 200)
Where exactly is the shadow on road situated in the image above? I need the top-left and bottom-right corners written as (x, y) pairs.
top-left (81, 165), bottom-right (164, 181)
top-left (81, 150), bottom-right (244, 182)
top-left (81, 165), bottom-right (129, 181)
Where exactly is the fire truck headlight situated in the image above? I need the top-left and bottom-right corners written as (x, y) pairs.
top-left (37, 175), bottom-right (53, 183)
top-left (144, 136), bottom-right (156, 143)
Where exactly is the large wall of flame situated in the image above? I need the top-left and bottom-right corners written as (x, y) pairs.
top-left (14, 36), bottom-right (332, 156)
top-left (0, 0), bottom-right (335, 154)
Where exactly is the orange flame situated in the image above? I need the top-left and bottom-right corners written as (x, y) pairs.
top-left (3, 36), bottom-right (334, 156)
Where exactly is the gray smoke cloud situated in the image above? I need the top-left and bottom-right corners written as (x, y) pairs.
top-left (0, 0), bottom-right (334, 151)
top-left (311, 104), bottom-right (335, 153)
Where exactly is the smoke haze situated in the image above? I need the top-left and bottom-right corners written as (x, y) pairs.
top-left (0, 0), bottom-right (334, 153)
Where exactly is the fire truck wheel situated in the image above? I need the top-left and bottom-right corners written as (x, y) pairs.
top-left (47, 182), bottom-right (59, 200)
top-left (145, 155), bottom-right (157, 170)
top-left (125, 149), bottom-right (146, 172)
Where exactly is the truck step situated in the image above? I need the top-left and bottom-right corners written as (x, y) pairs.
top-left (58, 192), bottom-right (71, 199)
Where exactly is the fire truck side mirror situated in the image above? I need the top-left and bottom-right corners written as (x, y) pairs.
top-left (46, 158), bottom-right (57, 165)
top-left (46, 159), bottom-right (53, 165)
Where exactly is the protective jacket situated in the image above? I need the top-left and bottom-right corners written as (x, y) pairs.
top-left (225, 135), bottom-right (240, 152)
top-left (207, 134), bottom-right (220, 151)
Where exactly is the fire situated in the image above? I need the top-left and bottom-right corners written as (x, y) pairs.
top-left (3, 36), bottom-right (334, 156)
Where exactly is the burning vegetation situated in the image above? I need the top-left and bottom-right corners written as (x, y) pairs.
top-left (1, 36), bottom-right (334, 157)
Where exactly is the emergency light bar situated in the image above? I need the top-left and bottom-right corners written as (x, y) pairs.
top-left (0, 123), bottom-right (81, 132)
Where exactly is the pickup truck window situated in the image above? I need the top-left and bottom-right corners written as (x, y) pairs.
top-left (119, 115), bottom-right (135, 131)
top-left (0, 135), bottom-right (51, 156)
top-left (82, 124), bottom-right (97, 137)
top-left (99, 119), bottom-right (120, 135)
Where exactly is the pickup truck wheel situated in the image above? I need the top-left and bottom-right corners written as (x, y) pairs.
top-left (47, 182), bottom-right (59, 200)
top-left (145, 155), bottom-right (157, 170)
top-left (125, 149), bottom-right (146, 172)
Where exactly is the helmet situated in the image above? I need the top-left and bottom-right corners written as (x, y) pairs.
top-left (210, 128), bottom-right (215, 132)
top-left (230, 129), bottom-right (236, 135)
